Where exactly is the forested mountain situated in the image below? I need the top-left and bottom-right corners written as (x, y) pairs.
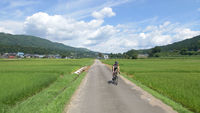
top-left (0, 32), bottom-right (97, 58)
top-left (160, 35), bottom-right (200, 51)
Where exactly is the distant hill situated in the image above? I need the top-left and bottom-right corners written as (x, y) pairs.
top-left (128, 35), bottom-right (200, 53)
top-left (0, 32), bottom-right (97, 58)
top-left (160, 35), bottom-right (200, 51)
top-left (120, 35), bottom-right (200, 58)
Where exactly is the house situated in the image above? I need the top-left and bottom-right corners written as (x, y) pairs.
top-left (38, 55), bottom-right (45, 58)
top-left (55, 54), bottom-right (61, 59)
top-left (65, 56), bottom-right (72, 59)
top-left (44, 54), bottom-right (61, 59)
top-left (17, 52), bottom-right (24, 58)
top-left (24, 54), bottom-right (33, 58)
top-left (2, 53), bottom-right (8, 58)
top-left (33, 54), bottom-right (45, 58)
top-left (45, 54), bottom-right (54, 58)
top-left (104, 55), bottom-right (109, 59)
top-left (9, 56), bottom-right (15, 59)
top-left (2, 53), bottom-right (17, 58)
top-left (137, 54), bottom-right (149, 58)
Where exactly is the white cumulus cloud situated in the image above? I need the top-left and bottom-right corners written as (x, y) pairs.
top-left (24, 10), bottom-right (118, 48)
top-left (92, 7), bottom-right (116, 19)
top-left (0, 20), bottom-right (23, 34)
top-left (0, 27), bottom-right (13, 33)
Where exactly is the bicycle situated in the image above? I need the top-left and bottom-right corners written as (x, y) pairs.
top-left (112, 71), bottom-right (118, 85)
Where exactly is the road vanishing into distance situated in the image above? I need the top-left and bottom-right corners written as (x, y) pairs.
top-left (65, 60), bottom-right (177, 113)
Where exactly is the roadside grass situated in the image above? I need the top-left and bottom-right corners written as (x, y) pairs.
top-left (156, 55), bottom-right (200, 59)
top-left (0, 59), bottom-right (93, 113)
top-left (7, 72), bottom-right (87, 113)
top-left (102, 58), bottom-right (200, 113)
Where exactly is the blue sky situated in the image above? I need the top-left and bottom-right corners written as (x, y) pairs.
top-left (0, 0), bottom-right (200, 53)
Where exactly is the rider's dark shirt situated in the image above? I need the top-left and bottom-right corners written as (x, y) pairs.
top-left (113, 64), bottom-right (118, 71)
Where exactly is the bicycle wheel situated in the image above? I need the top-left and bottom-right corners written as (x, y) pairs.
top-left (115, 76), bottom-right (118, 85)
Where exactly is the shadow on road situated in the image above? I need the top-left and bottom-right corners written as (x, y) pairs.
top-left (107, 80), bottom-right (118, 85)
top-left (107, 80), bottom-right (113, 84)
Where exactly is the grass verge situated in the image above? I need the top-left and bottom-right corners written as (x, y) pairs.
top-left (7, 72), bottom-right (88, 113)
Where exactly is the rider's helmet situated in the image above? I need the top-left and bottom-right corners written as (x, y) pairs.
top-left (115, 61), bottom-right (118, 65)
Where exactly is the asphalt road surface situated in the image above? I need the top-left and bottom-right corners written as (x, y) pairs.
top-left (65, 60), bottom-right (177, 113)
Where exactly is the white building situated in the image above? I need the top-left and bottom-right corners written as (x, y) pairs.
top-left (104, 55), bottom-right (109, 59)
top-left (17, 52), bottom-right (24, 58)
top-left (137, 54), bottom-right (149, 58)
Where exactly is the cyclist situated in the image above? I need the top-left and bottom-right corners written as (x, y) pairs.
top-left (112, 61), bottom-right (120, 80)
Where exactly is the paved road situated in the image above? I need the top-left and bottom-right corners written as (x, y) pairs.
top-left (65, 60), bottom-right (177, 113)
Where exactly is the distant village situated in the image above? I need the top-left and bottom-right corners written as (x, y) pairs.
top-left (0, 52), bottom-right (110, 59)
top-left (0, 52), bottom-right (68, 59)
top-left (0, 52), bottom-right (150, 59)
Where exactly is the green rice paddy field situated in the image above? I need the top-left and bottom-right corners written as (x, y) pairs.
top-left (102, 58), bottom-right (200, 113)
top-left (0, 59), bottom-right (93, 113)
